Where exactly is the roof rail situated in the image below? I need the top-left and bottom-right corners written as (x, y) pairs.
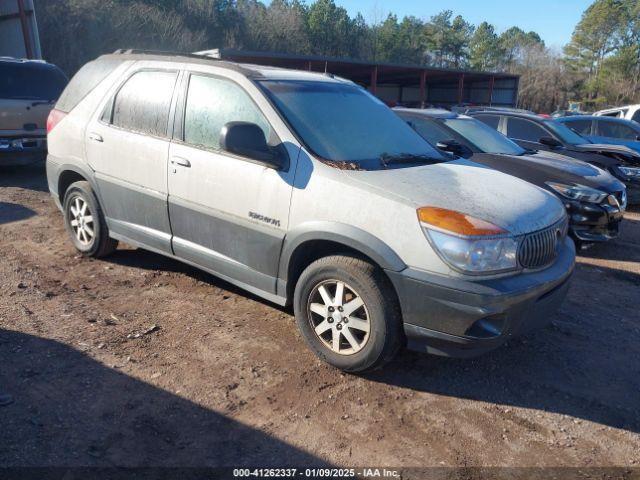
top-left (112, 49), bottom-right (221, 61)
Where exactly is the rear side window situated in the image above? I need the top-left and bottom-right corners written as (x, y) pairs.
top-left (183, 74), bottom-right (271, 150)
top-left (0, 62), bottom-right (67, 101)
top-left (597, 120), bottom-right (639, 140)
top-left (565, 119), bottom-right (592, 135)
top-left (475, 114), bottom-right (500, 130)
top-left (109, 70), bottom-right (178, 138)
top-left (56, 58), bottom-right (122, 113)
top-left (632, 110), bottom-right (640, 123)
top-left (506, 118), bottom-right (548, 142)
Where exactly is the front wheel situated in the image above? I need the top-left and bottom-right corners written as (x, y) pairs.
top-left (293, 255), bottom-right (402, 372)
top-left (63, 181), bottom-right (118, 258)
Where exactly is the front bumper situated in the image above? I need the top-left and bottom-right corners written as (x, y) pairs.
top-left (565, 198), bottom-right (624, 243)
top-left (0, 136), bottom-right (47, 166)
top-left (387, 238), bottom-right (575, 358)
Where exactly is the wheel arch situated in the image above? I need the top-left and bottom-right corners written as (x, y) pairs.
top-left (278, 222), bottom-right (406, 303)
top-left (56, 163), bottom-right (100, 203)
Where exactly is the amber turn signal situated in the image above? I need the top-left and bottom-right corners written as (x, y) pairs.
top-left (417, 207), bottom-right (506, 236)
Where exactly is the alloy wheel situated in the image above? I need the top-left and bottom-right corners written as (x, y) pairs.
top-left (68, 196), bottom-right (95, 246)
top-left (307, 280), bottom-right (370, 355)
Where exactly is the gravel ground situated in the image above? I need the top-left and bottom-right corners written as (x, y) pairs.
top-left (1, 164), bottom-right (639, 473)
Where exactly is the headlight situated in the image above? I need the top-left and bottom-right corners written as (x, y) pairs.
top-left (545, 182), bottom-right (607, 203)
top-left (619, 166), bottom-right (640, 179)
top-left (417, 207), bottom-right (518, 274)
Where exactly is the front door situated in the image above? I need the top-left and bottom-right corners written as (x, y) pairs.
top-left (167, 72), bottom-right (296, 296)
top-left (85, 69), bottom-right (179, 254)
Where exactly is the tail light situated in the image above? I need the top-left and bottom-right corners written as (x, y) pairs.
top-left (46, 109), bottom-right (66, 134)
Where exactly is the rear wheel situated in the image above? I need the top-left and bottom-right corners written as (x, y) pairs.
top-left (293, 255), bottom-right (402, 372)
top-left (63, 181), bottom-right (117, 257)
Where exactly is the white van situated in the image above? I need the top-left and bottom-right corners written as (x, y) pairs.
top-left (46, 51), bottom-right (575, 372)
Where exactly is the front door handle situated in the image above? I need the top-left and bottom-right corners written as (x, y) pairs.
top-left (171, 156), bottom-right (191, 168)
top-left (88, 132), bottom-right (103, 143)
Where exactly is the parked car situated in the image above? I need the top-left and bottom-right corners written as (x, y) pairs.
top-left (47, 51), bottom-right (575, 372)
top-left (550, 110), bottom-right (588, 118)
top-left (594, 104), bottom-right (640, 123)
top-left (0, 57), bottom-right (67, 166)
top-left (557, 115), bottom-right (640, 154)
top-left (469, 110), bottom-right (640, 204)
top-left (395, 109), bottom-right (627, 246)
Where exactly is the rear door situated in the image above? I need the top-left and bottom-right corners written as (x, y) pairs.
top-left (167, 71), bottom-right (296, 296)
top-left (84, 68), bottom-right (179, 254)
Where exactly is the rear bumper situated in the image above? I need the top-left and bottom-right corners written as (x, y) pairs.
top-left (387, 238), bottom-right (575, 358)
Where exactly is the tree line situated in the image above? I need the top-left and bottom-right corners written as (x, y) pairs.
top-left (35, 0), bottom-right (640, 113)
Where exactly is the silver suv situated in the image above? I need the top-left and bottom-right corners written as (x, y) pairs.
top-left (46, 51), bottom-right (575, 372)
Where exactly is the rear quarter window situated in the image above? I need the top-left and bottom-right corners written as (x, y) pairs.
top-left (0, 62), bottom-right (67, 101)
top-left (55, 57), bottom-right (123, 113)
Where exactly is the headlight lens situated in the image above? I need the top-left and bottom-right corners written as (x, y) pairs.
top-left (545, 182), bottom-right (607, 203)
top-left (417, 207), bottom-right (518, 274)
top-left (619, 166), bottom-right (640, 179)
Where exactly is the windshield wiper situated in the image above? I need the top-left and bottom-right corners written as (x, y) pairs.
top-left (379, 153), bottom-right (446, 168)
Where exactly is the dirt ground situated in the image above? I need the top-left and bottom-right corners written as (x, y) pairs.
top-left (1, 164), bottom-right (639, 473)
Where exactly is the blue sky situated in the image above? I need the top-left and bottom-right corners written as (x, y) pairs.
top-left (331, 0), bottom-right (593, 49)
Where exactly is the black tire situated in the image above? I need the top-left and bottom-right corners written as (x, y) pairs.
top-left (62, 181), bottom-right (118, 258)
top-left (293, 255), bottom-right (402, 373)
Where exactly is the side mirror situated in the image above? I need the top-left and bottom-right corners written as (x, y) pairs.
top-left (220, 122), bottom-right (283, 169)
top-left (436, 139), bottom-right (473, 158)
top-left (539, 136), bottom-right (562, 148)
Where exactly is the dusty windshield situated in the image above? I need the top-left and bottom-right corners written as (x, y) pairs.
top-left (258, 80), bottom-right (448, 169)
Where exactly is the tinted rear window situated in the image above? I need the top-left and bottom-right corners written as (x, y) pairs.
top-left (0, 62), bottom-right (68, 101)
top-left (56, 57), bottom-right (123, 113)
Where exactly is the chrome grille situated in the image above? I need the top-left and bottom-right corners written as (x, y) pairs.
top-left (518, 217), bottom-right (567, 269)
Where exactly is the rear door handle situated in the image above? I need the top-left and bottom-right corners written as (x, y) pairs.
top-left (171, 156), bottom-right (191, 168)
top-left (88, 132), bottom-right (103, 143)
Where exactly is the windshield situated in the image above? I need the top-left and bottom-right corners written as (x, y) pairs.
top-left (258, 80), bottom-right (447, 166)
top-left (442, 117), bottom-right (526, 155)
top-left (544, 120), bottom-right (588, 146)
top-left (0, 63), bottom-right (68, 100)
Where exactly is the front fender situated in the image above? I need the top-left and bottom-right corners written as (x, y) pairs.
top-left (277, 221), bottom-right (407, 297)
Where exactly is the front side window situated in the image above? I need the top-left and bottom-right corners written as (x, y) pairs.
top-left (443, 118), bottom-right (526, 155)
top-left (475, 114), bottom-right (500, 130)
top-left (597, 120), bottom-right (639, 140)
top-left (183, 74), bottom-right (271, 151)
top-left (111, 70), bottom-right (177, 137)
top-left (258, 80), bottom-right (446, 167)
top-left (506, 118), bottom-right (548, 143)
top-left (544, 120), bottom-right (587, 145)
top-left (564, 119), bottom-right (592, 136)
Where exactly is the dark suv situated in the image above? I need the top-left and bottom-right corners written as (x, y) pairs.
top-left (0, 57), bottom-right (68, 166)
top-left (469, 110), bottom-right (640, 204)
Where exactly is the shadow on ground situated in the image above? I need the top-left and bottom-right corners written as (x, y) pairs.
top-left (0, 202), bottom-right (37, 225)
top-left (0, 163), bottom-right (49, 192)
top-left (0, 328), bottom-right (328, 467)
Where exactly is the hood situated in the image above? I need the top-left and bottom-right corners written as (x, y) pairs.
top-left (570, 143), bottom-right (640, 164)
top-left (343, 159), bottom-right (565, 236)
top-left (472, 151), bottom-right (624, 194)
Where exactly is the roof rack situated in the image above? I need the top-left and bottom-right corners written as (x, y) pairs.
top-left (112, 48), bottom-right (221, 61)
